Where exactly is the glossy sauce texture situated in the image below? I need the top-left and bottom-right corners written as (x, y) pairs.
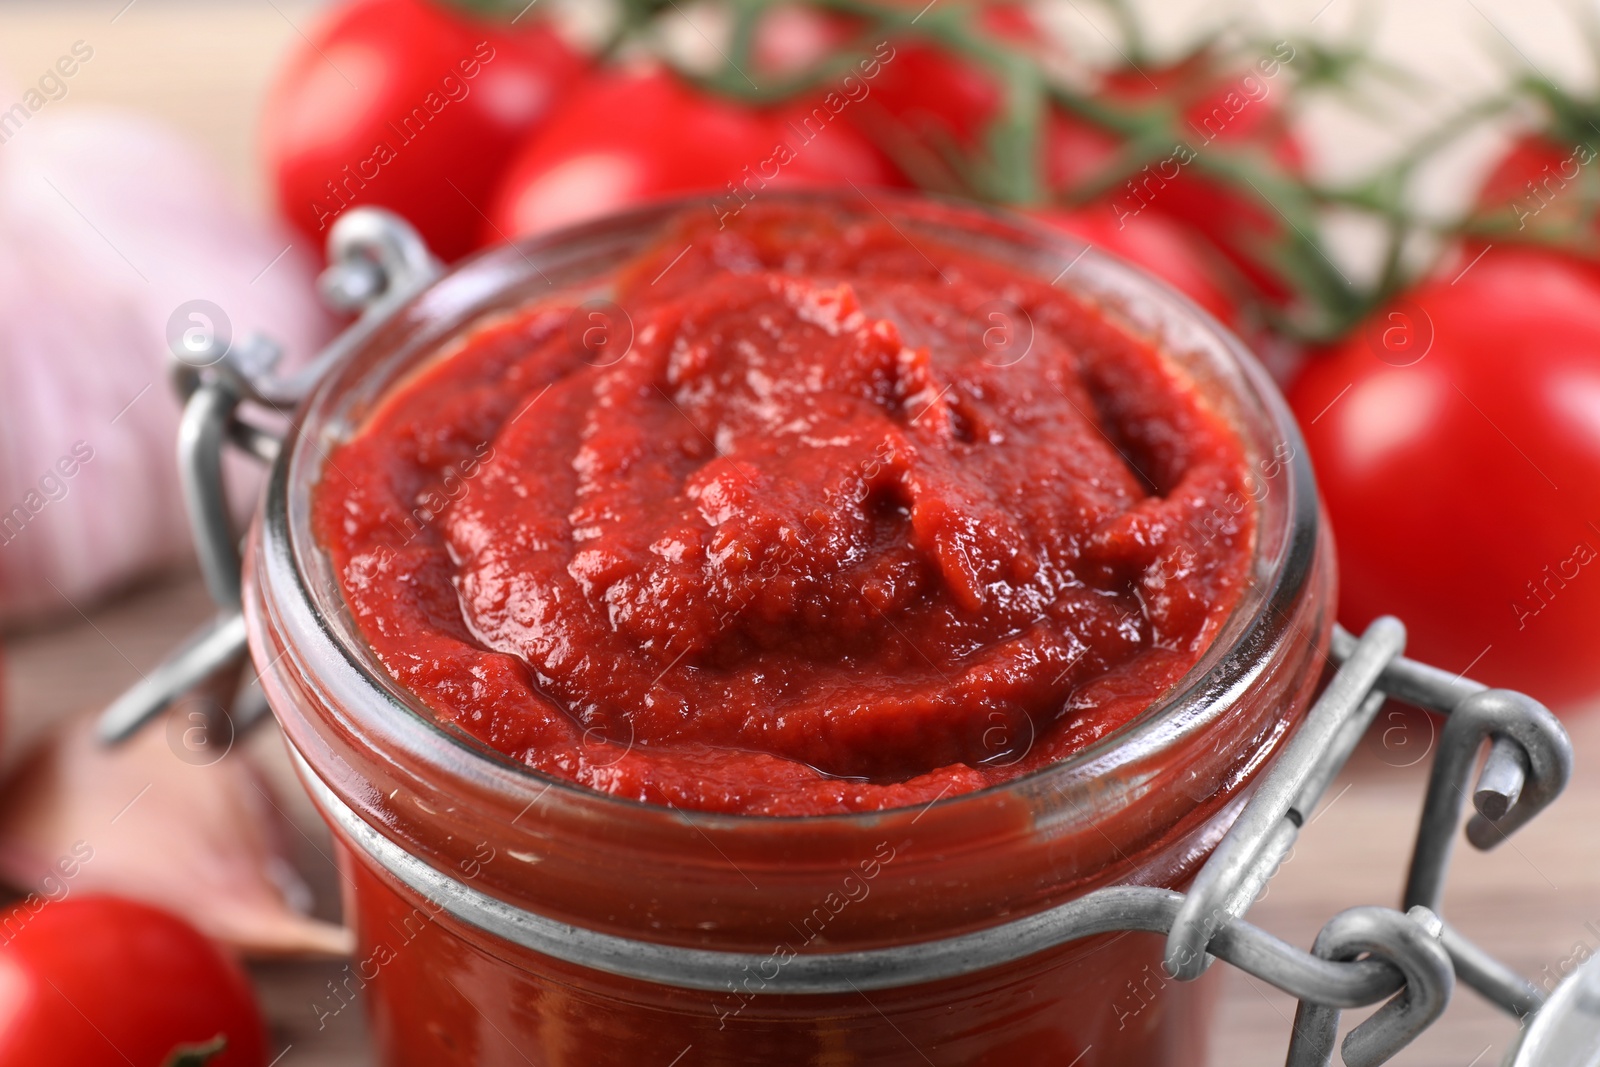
top-left (314, 203), bottom-right (1255, 815)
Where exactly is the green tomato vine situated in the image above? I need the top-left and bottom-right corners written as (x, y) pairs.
top-left (443, 0), bottom-right (1600, 344)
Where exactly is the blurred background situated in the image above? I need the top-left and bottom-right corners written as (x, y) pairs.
top-left (1, 1), bottom-right (1599, 1064)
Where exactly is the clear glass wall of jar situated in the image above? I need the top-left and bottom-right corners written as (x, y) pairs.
top-left (245, 193), bottom-right (1335, 1067)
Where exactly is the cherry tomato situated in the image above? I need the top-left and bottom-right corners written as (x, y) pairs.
top-left (0, 896), bottom-right (267, 1065)
top-left (855, 37), bottom-right (1006, 157)
top-left (485, 66), bottom-right (901, 241)
top-left (1046, 53), bottom-right (1304, 303)
top-left (1289, 247), bottom-right (1600, 709)
top-left (856, 31), bottom-right (1302, 301)
top-left (843, 5), bottom-right (1035, 187)
top-left (1475, 132), bottom-right (1598, 240)
top-left (261, 0), bottom-right (586, 261)
top-left (1033, 205), bottom-right (1243, 329)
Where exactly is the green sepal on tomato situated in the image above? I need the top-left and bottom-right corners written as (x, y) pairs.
top-left (0, 896), bottom-right (267, 1066)
top-left (1289, 246), bottom-right (1600, 710)
top-left (163, 1036), bottom-right (230, 1067)
top-left (261, 0), bottom-right (586, 261)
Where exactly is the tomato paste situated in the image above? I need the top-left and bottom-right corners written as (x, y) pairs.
top-left (314, 201), bottom-right (1254, 816)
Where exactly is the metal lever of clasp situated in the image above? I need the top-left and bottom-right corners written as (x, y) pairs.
top-left (1285, 905), bottom-right (1455, 1067)
top-left (1326, 627), bottom-right (1574, 1020)
top-left (97, 208), bottom-right (441, 746)
top-left (1166, 616), bottom-right (1574, 1066)
top-left (1165, 617), bottom-right (1409, 984)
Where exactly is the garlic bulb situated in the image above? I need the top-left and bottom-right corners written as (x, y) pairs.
top-left (0, 107), bottom-right (331, 627)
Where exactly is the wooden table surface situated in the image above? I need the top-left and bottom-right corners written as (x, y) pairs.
top-left (2, 3), bottom-right (1598, 1065)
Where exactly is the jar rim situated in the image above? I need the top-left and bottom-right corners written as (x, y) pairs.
top-left (253, 188), bottom-right (1322, 827)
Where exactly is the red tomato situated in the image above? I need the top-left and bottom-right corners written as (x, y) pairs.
top-left (0, 896), bottom-right (267, 1065)
top-left (1047, 53), bottom-right (1304, 303)
top-left (1289, 247), bottom-right (1600, 709)
top-left (486, 66), bottom-right (901, 241)
top-left (858, 33), bottom-right (1302, 300)
top-left (1475, 132), bottom-right (1598, 239)
top-left (261, 0), bottom-right (586, 261)
top-left (855, 37), bottom-right (1007, 156)
top-left (1033, 205), bottom-right (1243, 329)
top-left (844, 5), bottom-right (1035, 184)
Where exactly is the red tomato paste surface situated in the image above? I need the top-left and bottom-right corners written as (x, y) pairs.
top-left (314, 202), bottom-right (1255, 815)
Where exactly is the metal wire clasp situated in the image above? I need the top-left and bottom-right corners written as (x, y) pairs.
top-left (1180, 617), bottom-right (1574, 1065)
top-left (96, 208), bottom-right (439, 745)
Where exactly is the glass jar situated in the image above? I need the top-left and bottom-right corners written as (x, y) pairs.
top-left (245, 192), bottom-right (1334, 1066)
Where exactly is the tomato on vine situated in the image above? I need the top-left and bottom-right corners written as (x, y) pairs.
top-left (1476, 133), bottom-right (1599, 239)
top-left (485, 65), bottom-right (902, 241)
top-left (843, 11), bottom-right (1307, 301)
top-left (1034, 206), bottom-right (1245, 330)
top-left (1290, 247), bottom-right (1600, 710)
top-left (1046, 49), bottom-right (1306, 305)
top-left (261, 0), bottom-right (586, 261)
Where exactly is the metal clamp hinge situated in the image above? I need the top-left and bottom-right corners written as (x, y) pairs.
top-left (97, 208), bottom-right (440, 745)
